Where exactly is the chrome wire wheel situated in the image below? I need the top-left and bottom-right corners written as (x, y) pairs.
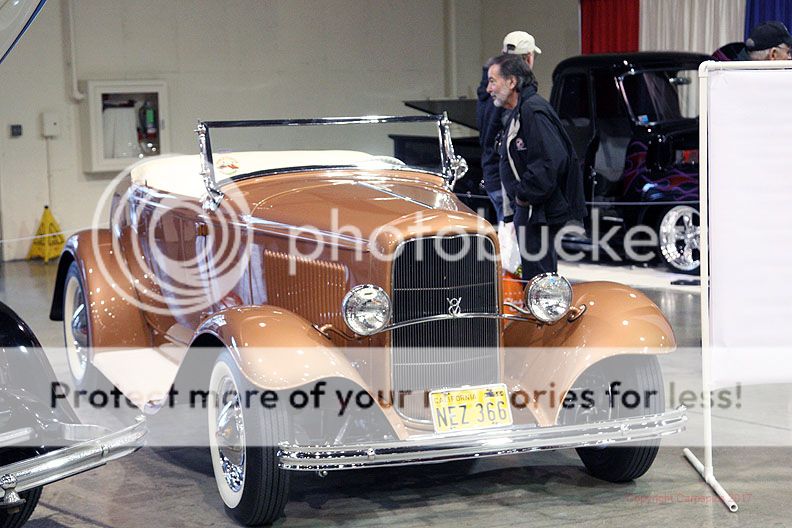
top-left (63, 263), bottom-right (90, 384)
top-left (658, 205), bottom-right (700, 273)
top-left (209, 359), bottom-right (247, 508)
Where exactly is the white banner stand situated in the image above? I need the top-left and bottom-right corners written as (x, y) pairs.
top-left (684, 59), bottom-right (792, 513)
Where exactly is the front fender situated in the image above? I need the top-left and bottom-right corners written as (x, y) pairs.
top-left (503, 281), bottom-right (675, 426)
top-left (192, 306), bottom-right (368, 392)
top-left (193, 306), bottom-right (415, 441)
top-left (50, 230), bottom-right (151, 349)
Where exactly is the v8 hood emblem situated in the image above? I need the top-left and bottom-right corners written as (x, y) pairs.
top-left (447, 297), bottom-right (462, 316)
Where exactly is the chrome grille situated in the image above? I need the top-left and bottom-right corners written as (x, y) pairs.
top-left (391, 235), bottom-right (500, 422)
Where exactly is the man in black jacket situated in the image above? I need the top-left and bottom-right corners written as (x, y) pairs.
top-left (486, 53), bottom-right (586, 280)
top-left (476, 31), bottom-right (541, 223)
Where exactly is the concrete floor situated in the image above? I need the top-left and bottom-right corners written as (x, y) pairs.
top-left (1, 260), bottom-right (790, 527)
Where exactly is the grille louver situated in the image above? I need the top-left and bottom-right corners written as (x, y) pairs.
top-left (391, 235), bottom-right (500, 422)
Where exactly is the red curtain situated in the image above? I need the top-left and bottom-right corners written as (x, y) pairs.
top-left (580, 0), bottom-right (640, 54)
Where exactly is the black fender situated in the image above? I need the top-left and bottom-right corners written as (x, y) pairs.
top-left (0, 301), bottom-right (79, 426)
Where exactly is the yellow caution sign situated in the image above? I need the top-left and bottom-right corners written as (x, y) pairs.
top-left (27, 206), bottom-right (65, 263)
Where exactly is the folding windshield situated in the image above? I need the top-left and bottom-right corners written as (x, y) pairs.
top-left (618, 68), bottom-right (699, 125)
top-left (196, 115), bottom-right (467, 210)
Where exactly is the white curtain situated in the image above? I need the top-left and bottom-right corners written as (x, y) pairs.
top-left (639, 0), bottom-right (745, 54)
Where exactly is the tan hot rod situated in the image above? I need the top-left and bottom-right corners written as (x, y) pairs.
top-left (50, 115), bottom-right (685, 526)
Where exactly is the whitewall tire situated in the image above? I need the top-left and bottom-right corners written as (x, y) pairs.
top-left (208, 351), bottom-right (290, 526)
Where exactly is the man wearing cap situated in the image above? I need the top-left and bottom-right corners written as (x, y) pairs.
top-left (476, 31), bottom-right (542, 224)
top-left (745, 21), bottom-right (792, 60)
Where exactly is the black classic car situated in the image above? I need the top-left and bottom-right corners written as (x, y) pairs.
top-left (551, 52), bottom-right (708, 273)
top-left (1, 6), bottom-right (145, 525)
top-left (398, 51), bottom-right (708, 273)
top-left (0, 301), bottom-right (145, 528)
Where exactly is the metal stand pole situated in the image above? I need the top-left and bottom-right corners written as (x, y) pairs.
top-left (682, 62), bottom-right (738, 513)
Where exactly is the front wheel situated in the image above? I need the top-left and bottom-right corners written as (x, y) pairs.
top-left (657, 205), bottom-right (700, 274)
top-left (208, 351), bottom-right (290, 526)
top-left (565, 355), bottom-right (665, 483)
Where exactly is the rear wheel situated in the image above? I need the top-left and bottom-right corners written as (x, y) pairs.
top-left (657, 205), bottom-right (700, 274)
top-left (62, 262), bottom-right (100, 390)
top-left (565, 355), bottom-right (664, 482)
top-left (208, 351), bottom-right (290, 526)
top-left (0, 450), bottom-right (43, 528)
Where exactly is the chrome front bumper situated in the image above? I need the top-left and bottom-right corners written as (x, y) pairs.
top-left (0, 416), bottom-right (147, 506)
top-left (279, 406), bottom-right (686, 471)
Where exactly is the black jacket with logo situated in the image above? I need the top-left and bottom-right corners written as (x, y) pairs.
top-left (498, 84), bottom-right (586, 225)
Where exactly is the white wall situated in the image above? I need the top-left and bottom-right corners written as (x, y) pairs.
top-left (0, 0), bottom-right (579, 261)
top-left (479, 0), bottom-right (580, 98)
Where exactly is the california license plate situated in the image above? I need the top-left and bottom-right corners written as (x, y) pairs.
top-left (429, 384), bottom-right (513, 434)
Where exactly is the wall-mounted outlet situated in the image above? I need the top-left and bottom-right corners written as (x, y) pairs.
top-left (10, 124), bottom-right (22, 137)
top-left (41, 112), bottom-right (61, 138)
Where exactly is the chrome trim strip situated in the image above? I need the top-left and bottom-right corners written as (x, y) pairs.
top-left (226, 165), bottom-right (445, 185)
top-left (203, 115), bottom-right (444, 128)
top-left (378, 311), bottom-right (539, 333)
top-left (0, 428), bottom-right (34, 449)
top-left (0, 416), bottom-right (146, 502)
top-left (278, 407), bottom-right (687, 471)
top-left (356, 181), bottom-right (435, 209)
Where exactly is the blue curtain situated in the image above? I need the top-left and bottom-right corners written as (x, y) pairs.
top-left (745, 0), bottom-right (792, 39)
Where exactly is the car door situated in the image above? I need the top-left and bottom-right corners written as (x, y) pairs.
top-left (554, 71), bottom-right (595, 162)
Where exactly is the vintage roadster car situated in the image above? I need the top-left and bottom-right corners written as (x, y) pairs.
top-left (0, 301), bottom-right (145, 528)
top-left (49, 115), bottom-right (685, 526)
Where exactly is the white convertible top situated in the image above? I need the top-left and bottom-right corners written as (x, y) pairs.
top-left (130, 150), bottom-right (404, 198)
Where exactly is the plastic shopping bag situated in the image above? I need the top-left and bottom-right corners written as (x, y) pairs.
top-left (497, 221), bottom-right (521, 275)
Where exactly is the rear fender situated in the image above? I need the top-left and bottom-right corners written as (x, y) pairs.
top-left (49, 230), bottom-right (151, 349)
top-left (503, 281), bottom-right (675, 426)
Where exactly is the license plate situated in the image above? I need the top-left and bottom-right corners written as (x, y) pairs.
top-left (429, 384), bottom-right (513, 434)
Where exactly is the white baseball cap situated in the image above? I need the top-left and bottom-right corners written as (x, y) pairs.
top-left (502, 31), bottom-right (542, 55)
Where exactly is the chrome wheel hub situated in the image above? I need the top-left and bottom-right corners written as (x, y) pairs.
top-left (215, 376), bottom-right (246, 493)
top-left (658, 206), bottom-right (700, 272)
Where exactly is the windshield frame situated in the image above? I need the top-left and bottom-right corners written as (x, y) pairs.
top-left (616, 67), bottom-right (699, 126)
top-left (196, 114), bottom-right (465, 211)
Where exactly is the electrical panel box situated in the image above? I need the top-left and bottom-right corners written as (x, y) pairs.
top-left (41, 112), bottom-right (61, 138)
top-left (81, 80), bottom-right (170, 173)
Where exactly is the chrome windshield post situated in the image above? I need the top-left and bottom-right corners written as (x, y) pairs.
top-left (436, 112), bottom-right (468, 191)
top-left (196, 121), bottom-right (224, 211)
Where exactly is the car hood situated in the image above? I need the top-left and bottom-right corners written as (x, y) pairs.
top-left (242, 171), bottom-right (495, 253)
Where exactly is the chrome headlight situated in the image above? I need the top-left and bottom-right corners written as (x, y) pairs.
top-left (342, 284), bottom-right (391, 336)
top-left (525, 273), bottom-right (572, 324)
